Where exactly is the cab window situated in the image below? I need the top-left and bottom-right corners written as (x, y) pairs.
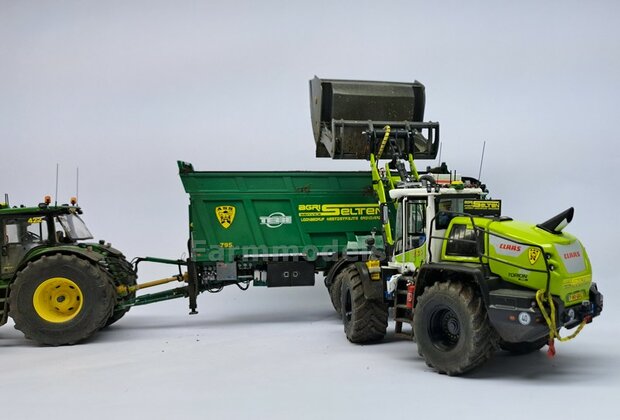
top-left (445, 224), bottom-right (482, 257)
top-left (3, 218), bottom-right (49, 244)
top-left (394, 199), bottom-right (427, 254)
top-left (405, 200), bottom-right (426, 251)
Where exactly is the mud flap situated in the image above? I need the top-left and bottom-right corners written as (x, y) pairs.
top-left (354, 262), bottom-right (384, 301)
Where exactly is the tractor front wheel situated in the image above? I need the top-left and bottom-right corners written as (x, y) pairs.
top-left (414, 281), bottom-right (497, 375)
top-left (9, 254), bottom-right (115, 345)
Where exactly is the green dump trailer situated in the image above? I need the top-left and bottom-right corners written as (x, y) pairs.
top-left (177, 162), bottom-right (387, 300)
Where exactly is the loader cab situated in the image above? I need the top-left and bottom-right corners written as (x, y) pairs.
top-left (390, 188), bottom-right (490, 269)
top-left (393, 195), bottom-right (428, 268)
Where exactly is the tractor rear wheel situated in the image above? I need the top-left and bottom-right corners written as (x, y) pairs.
top-left (500, 337), bottom-right (548, 355)
top-left (9, 254), bottom-right (115, 345)
top-left (414, 281), bottom-right (497, 375)
top-left (104, 259), bottom-right (137, 327)
top-left (341, 266), bottom-right (388, 343)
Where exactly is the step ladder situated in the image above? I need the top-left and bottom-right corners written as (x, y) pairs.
top-left (394, 277), bottom-right (414, 340)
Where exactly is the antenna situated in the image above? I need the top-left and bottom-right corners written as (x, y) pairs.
top-left (477, 141), bottom-right (486, 181)
top-left (55, 163), bottom-right (59, 206)
top-left (437, 142), bottom-right (443, 166)
top-left (76, 167), bottom-right (79, 203)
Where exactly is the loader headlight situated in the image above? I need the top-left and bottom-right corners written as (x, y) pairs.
top-left (518, 312), bottom-right (532, 326)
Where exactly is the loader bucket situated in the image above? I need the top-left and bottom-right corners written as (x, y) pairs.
top-left (309, 77), bottom-right (439, 160)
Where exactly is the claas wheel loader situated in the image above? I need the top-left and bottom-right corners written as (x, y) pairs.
top-left (309, 77), bottom-right (603, 374)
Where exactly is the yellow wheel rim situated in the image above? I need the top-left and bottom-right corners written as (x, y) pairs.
top-left (33, 277), bottom-right (84, 323)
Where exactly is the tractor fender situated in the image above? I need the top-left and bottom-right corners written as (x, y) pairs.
top-left (16, 245), bottom-right (107, 274)
top-left (353, 261), bottom-right (384, 301)
top-left (416, 263), bottom-right (490, 307)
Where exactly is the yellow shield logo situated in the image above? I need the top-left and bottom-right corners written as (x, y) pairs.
top-left (215, 205), bottom-right (236, 229)
top-left (528, 247), bottom-right (541, 265)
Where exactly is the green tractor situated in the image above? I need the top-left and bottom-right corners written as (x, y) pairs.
top-left (0, 196), bottom-right (136, 345)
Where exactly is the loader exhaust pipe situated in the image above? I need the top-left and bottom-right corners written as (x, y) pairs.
top-left (537, 207), bottom-right (574, 234)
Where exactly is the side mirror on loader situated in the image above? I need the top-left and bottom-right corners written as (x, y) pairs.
top-left (381, 203), bottom-right (390, 226)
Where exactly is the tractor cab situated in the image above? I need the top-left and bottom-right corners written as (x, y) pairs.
top-left (0, 201), bottom-right (93, 279)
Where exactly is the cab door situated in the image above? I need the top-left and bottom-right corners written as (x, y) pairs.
top-left (393, 197), bottom-right (427, 268)
top-left (1, 216), bottom-right (49, 278)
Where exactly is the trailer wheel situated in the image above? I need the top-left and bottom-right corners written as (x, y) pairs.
top-left (500, 337), bottom-right (548, 355)
top-left (329, 270), bottom-right (345, 315)
top-left (341, 266), bottom-right (388, 343)
top-left (9, 254), bottom-right (115, 345)
top-left (414, 281), bottom-right (497, 375)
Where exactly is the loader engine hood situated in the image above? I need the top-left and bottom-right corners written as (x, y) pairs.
top-left (483, 214), bottom-right (592, 306)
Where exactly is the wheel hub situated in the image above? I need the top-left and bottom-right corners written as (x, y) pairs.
top-left (428, 306), bottom-right (461, 350)
top-left (445, 316), bottom-right (460, 336)
top-left (33, 277), bottom-right (84, 323)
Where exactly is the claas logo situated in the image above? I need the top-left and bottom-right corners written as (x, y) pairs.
top-left (215, 206), bottom-right (236, 229)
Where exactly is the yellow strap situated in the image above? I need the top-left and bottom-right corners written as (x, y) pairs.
top-left (376, 125), bottom-right (391, 159)
top-left (535, 289), bottom-right (587, 343)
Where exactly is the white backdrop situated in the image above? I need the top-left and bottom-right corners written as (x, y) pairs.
top-left (1, 1), bottom-right (618, 418)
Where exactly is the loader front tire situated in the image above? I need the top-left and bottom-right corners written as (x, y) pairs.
top-left (341, 266), bottom-right (388, 343)
top-left (414, 281), bottom-right (497, 375)
top-left (9, 254), bottom-right (115, 345)
top-left (500, 337), bottom-right (548, 355)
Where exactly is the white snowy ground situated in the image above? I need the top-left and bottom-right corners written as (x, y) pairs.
top-left (1, 276), bottom-right (617, 420)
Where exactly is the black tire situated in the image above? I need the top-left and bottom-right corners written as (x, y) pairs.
top-left (500, 337), bottom-right (548, 355)
top-left (413, 281), bottom-right (497, 375)
top-left (104, 259), bottom-right (137, 327)
top-left (341, 266), bottom-right (388, 343)
top-left (329, 270), bottom-right (344, 315)
top-left (8, 254), bottom-right (115, 345)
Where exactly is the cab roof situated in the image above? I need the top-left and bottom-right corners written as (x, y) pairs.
top-left (0, 204), bottom-right (82, 217)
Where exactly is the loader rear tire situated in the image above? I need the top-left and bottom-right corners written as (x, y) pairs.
top-left (9, 254), bottom-right (115, 345)
top-left (414, 281), bottom-right (497, 375)
top-left (500, 337), bottom-right (548, 355)
top-left (341, 266), bottom-right (388, 343)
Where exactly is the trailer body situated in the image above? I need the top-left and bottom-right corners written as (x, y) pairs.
top-left (178, 161), bottom-right (388, 287)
